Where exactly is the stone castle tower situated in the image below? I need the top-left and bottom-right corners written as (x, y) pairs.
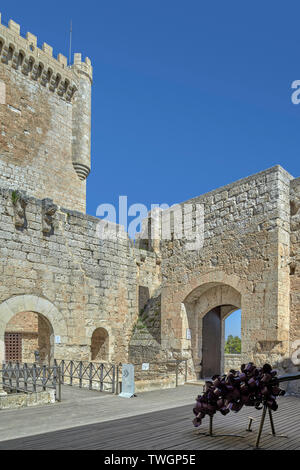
top-left (0, 14), bottom-right (92, 213)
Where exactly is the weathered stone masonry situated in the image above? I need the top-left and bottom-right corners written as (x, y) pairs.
top-left (159, 166), bottom-right (292, 372)
top-left (0, 187), bottom-right (161, 364)
top-left (131, 165), bottom-right (299, 394)
top-left (0, 15), bottom-right (92, 213)
top-left (0, 14), bottom-right (299, 393)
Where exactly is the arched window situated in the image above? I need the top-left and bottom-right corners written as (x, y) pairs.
top-left (91, 328), bottom-right (109, 362)
top-left (7, 46), bottom-right (14, 63)
top-left (27, 57), bottom-right (34, 73)
top-left (37, 63), bottom-right (43, 79)
top-left (17, 51), bottom-right (24, 68)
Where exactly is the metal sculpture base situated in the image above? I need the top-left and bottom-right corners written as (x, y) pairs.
top-left (195, 407), bottom-right (288, 447)
top-left (247, 405), bottom-right (288, 449)
top-left (195, 415), bottom-right (245, 439)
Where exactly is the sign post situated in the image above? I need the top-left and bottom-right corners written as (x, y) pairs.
top-left (119, 364), bottom-right (135, 398)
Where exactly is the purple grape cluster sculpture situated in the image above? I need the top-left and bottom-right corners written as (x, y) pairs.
top-left (193, 363), bottom-right (285, 427)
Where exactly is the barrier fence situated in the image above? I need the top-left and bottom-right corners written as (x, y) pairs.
top-left (54, 359), bottom-right (116, 393)
top-left (1, 359), bottom-right (189, 398)
top-left (1, 362), bottom-right (61, 401)
top-left (53, 359), bottom-right (188, 394)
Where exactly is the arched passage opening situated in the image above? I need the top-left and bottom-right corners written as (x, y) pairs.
top-left (224, 308), bottom-right (241, 373)
top-left (184, 282), bottom-right (242, 379)
top-left (0, 295), bottom-right (67, 365)
top-left (4, 311), bottom-right (53, 364)
top-left (91, 328), bottom-right (109, 361)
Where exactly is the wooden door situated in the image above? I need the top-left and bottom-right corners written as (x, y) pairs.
top-left (201, 307), bottom-right (221, 378)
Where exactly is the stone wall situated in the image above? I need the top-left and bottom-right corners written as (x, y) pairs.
top-left (224, 354), bottom-right (241, 373)
top-left (285, 178), bottom-right (300, 395)
top-left (0, 187), bottom-right (148, 364)
top-left (289, 178), bottom-right (300, 347)
top-left (159, 165), bottom-right (292, 378)
top-left (0, 162), bottom-right (298, 389)
top-left (128, 245), bottom-right (162, 363)
top-left (0, 15), bottom-right (92, 213)
top-left (6, 310), bottom-right (38, 333)
top-left (0, 390), bottom-right (55, 409)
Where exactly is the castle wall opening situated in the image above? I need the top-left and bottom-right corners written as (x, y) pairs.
top-left (0, 295), bottom-right (67, 366)
top-left (183, 282), bottom-right (242, 379)
top-left (4, 311), bottom-right (53, 364)
top-left (201, 305), bottom-right (241, 378)
top-left (223, 309), bottom-right (241, 372)
top-left (91, 328), bottom-right (109, 362)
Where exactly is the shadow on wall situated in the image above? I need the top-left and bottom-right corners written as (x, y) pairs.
top-left (129, 288), bottom-right (162, 363)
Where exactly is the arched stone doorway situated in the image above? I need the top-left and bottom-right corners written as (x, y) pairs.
top-left (91, 328), bottom-right (109, 361)
top-left (184, 282), bottom-right (241, 379)
top-left (0, 295), bottom-right (67, 364)
top-left (5, 311), bottom-right (53, 364)
top-left (201, 305), bottom-right (241, 377)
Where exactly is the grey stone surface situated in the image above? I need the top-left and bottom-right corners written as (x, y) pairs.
top-left (0, 384), bottom-right (199, 442)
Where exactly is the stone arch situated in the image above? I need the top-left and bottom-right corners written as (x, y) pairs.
top-left (5, 311), bottom-right (53, 364)
top-left (223, 306), bottom-right (240, 321)
top-left (182, 271), bottom-right (246, 306)
top-left (91, 327), bottom-right (110, 362)
top-left (0, 295), bottom-right (67, 363)
top-left (185, 283), bottom-right (241, 316)
top-left (182, 281), bottom-right (242, 379)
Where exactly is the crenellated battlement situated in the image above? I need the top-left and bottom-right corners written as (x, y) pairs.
top-left (73, 53), bottom-right (92, 83)
top-left (0, 13), bottom-right (92, 102)
top-left (0, 11), bottom-right (93, 210)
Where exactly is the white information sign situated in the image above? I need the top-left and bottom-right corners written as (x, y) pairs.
top-left (186, 328), bottom-right (191, 340)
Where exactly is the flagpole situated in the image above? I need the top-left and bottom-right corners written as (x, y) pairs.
top-left (69, 20), bottom-right (72, 66)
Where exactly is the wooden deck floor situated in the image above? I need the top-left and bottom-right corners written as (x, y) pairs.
top-left (0, 396), bottom-right (299, 450)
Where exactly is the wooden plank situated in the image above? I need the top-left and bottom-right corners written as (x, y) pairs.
top-left (0, 397), bottom-right (299, 450)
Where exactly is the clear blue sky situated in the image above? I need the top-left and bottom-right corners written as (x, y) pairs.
top-left (4, 1), bottom-right (299, 338)
top-left (3, 1), bottom-right (300, 216)
top-left (225, 310), bottom-right (241, 339)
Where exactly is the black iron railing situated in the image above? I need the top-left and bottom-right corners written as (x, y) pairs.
top-left (54, 359), bottom-right (116, 393)
top-left (1, 362), bottom-right (61, 401)
top-left (1, 359), bottom-right (188, 399)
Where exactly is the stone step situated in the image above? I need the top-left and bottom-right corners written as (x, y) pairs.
top-left (185, 380), bottom-right (206, 387)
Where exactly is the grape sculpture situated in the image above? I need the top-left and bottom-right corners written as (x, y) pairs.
top-left (193, 363), bottom-right (285, 427)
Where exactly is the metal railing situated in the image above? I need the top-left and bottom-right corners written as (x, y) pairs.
top-left (1, 359), bottom-right (188, 399)
top-left (1, 362), bottom-right (61, 401)
top-left (54, 359), bottom-right (116, 393)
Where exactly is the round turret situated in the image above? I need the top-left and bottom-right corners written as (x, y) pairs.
top-left (71, 53), bottom-right (92, 180)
